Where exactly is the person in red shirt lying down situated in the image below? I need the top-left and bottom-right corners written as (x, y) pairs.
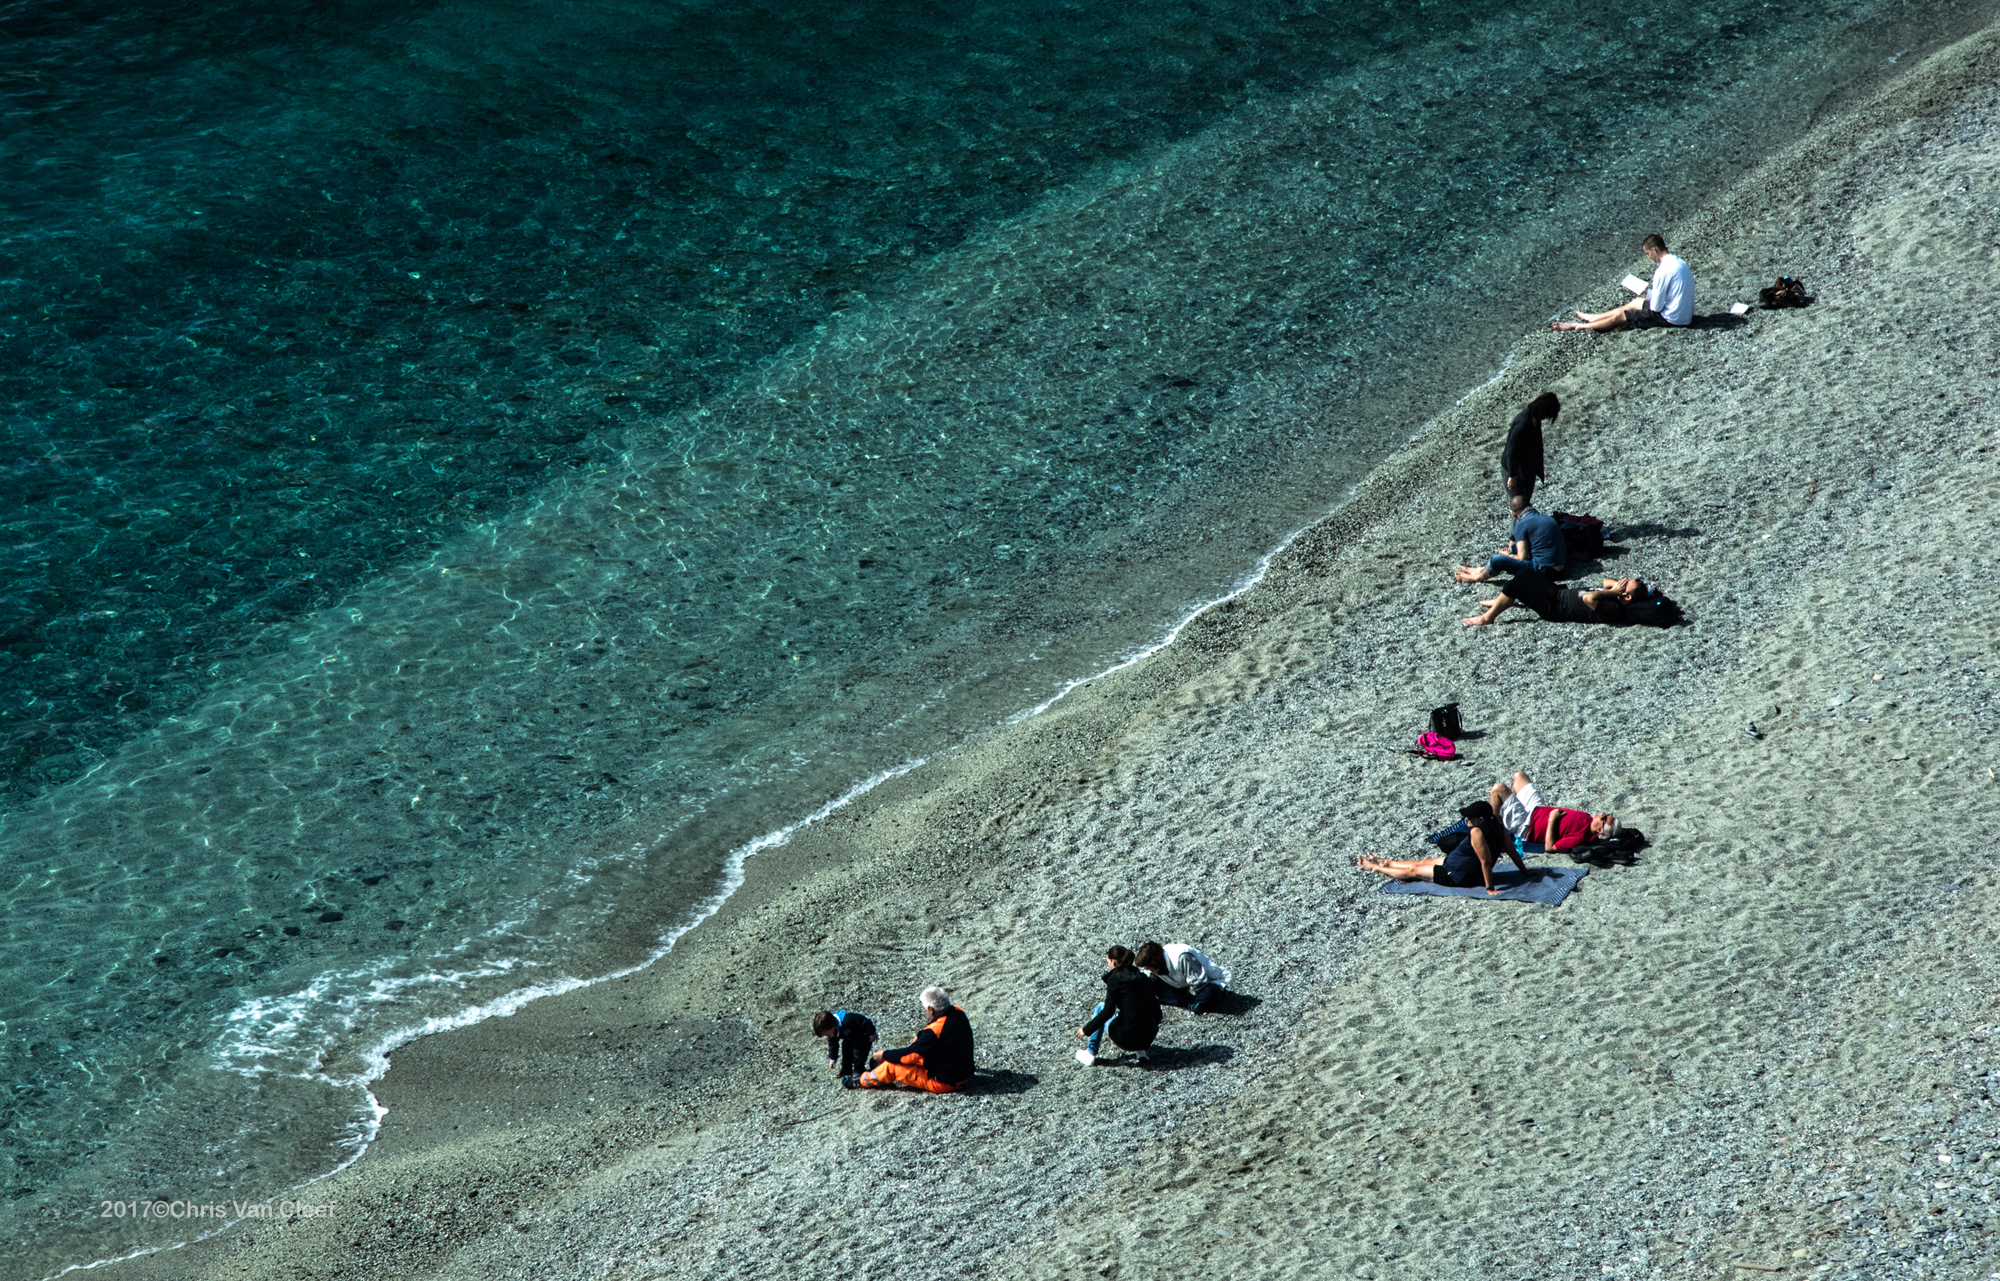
top-left (1490, 768), bottom-right (1619, 851)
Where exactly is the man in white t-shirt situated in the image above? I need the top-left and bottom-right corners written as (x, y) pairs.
top-left (1553, 234), bottom-right (1695, 331)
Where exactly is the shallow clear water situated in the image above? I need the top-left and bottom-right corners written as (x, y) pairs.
top-left (3, 0), bottom-right (1991, 1269)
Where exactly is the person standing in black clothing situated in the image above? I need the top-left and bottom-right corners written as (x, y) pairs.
top-left (1075, 945), bottom-right (1162, 1067)
top-left (1502, 392), bottom-right (1560, 506)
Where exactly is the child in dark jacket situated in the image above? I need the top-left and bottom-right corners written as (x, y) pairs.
top-left (811, 1009), bottom-right (878, 1080)
top-left (1076, 945), bottom-right (1162, 1066)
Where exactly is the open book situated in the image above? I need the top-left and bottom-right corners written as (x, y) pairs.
top-left (1730, 302), bottom-right (1751, 316)
top-left (1621, 274), bottom-right (1650, 295)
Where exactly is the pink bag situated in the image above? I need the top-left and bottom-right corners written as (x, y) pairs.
top-left (1415, 731), bottom-right (1457, 761)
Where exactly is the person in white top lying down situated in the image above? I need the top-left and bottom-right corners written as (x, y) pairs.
top-left (1136, 941), bottom-right (1232, 1014)
top-left (1552, 234), bottom-right (1694, 331)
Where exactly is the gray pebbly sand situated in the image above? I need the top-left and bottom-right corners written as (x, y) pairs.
top-left (111, 22), bottom-right (2000, 1281)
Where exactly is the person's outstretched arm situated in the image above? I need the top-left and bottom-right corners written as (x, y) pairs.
top-left (1469, 827), bottom-right (1502, 895)
top-left (874, 1023), bottom-right (935, 1066)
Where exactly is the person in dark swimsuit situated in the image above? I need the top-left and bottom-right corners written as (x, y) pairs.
top-left (1356, 801), bottom-right (1527, 896)
top-left (1463, 575), bottom-right (1668, 628)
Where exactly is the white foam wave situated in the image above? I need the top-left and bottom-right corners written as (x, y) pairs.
top-left (1010, 343), bottom-right (1520, 726)
top-left (1005, 494), bottom-right (1346, 724)
top-left (50, 332), bottom-right (1524, 1280)
top-left (43, 758), bottom-right (922, 1281)
top-left (1454, 351), bottom-right (1514, 405)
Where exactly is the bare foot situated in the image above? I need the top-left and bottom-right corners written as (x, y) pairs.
top-left (1551, 321), bottom-right (1590, 331)
top-left (1478, 597), bottom-right (1503, 609)
top-left (1463, 614), bottom-right (1492, 627)
top-left (1452, 565), bottom-right (1490, 583)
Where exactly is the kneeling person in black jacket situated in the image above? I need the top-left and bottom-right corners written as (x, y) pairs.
top-left (1076, 945), bottom-right (1162, 1066)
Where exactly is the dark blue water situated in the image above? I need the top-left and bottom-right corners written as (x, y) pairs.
top-left (4, 0), bottom-right (1991, 1271)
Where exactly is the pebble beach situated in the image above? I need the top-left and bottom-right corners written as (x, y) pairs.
top-left (85, 16), bottom-right (2000, 1281)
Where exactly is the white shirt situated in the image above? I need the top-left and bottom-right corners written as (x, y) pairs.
top-left (1648, 253), bottom-right (1694, 326)
top-left (1147, 944), bottom-right (1231, 991)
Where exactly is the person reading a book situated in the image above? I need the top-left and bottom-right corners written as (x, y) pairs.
top-left (1552, 234), bottom-right (1694, 331)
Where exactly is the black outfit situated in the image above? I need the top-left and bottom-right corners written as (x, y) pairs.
top-left (1436, 847), bottom-right (1483, 887)
top-left (1435, 819), bottom-right (1509, 887)
top-left (1151, 978), bottom-right (1223, 1014)
top-left (824, 1010), bottom-right (876, 1077)
top-left (880, 1004), bottom-right (976, 1085)
top-left (1082, 966), bottom-right (1162, 1052)
top-left (1506, 572), bottom-right (1625, 626)
top-left (1501, 408), bottom-right (1546, 499)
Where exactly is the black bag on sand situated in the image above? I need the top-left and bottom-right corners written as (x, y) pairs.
top-left (1553, 512), bottom-right (1606, 560)
top-left (1573, 826), bottom-right (1649, 865)
top-left (1758, 276), bottom-right (1809, 309)
top-left (1429, 703), bottom-right (1463, 739)
top-left (1621, 590), bottom-right (1683, 628)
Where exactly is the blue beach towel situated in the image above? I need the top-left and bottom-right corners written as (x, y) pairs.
top-left (1377, 863), bottom-right (1587, 905)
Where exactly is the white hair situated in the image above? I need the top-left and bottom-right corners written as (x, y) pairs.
top-left (919, 986), bottom-right (951, 1013)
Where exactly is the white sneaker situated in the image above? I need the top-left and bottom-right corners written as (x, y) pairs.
top-left (1074, 1049), bottom-right (1096, 1066)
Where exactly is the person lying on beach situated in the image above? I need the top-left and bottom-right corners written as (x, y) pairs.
top-left (1076, 945), bottom-right (1162, 1066)
top-left (1463, 575), bottom-right (1680, 628)
top-left (1135, 941), bottom-right (1231, 1014)
top-left (1356, 800), bottom-right (1526, 896)
top-left (1552, 234), bottom-right (1694, 331)
top-left (1502, 391), bottom-right (1559, 505)
top-left (1490, 769), bottom-right (1618, 851)
top-left (853, 986), bottom-right (974, 1093)
top-left (811, 1008), bottom-right (878, 1080)
top-left (1454, 495), bottom-right (1566, 583)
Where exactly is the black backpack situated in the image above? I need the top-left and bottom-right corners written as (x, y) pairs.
top-left (1553, 512), bottom-right (1606, 560)
top-left (1429, 703), bottom-right (1463, 739)
top-left (1575, 826), bottom-right (1649, 865)
top-left (1622, 591), bottom-right (1683, 628)
top-left (1758, 275), bottom-right (1809, 309)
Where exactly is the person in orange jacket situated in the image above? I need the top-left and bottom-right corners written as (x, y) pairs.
top-left (852, 986), bottom-right (975, 1093)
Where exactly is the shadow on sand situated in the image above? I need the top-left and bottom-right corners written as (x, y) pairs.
top-left (1093, 1043), bottom-right (1237, 1072)
top-left (1192, 989), bottom-right (1262, 1017)
top-left (958, 1067), bottom-right (1040, 1096)
top-left (1686, 310), bottom-right (1752, 331)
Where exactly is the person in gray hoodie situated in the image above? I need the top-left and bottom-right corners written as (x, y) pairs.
top-left (1136, 941), bottom-right (1232, 1014)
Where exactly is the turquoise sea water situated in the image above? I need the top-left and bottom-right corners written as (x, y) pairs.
top-left (3, 0), bottom-right (1991, 1270)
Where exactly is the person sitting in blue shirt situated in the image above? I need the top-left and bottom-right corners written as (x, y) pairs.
top-left (1454, 496), bottom-right (1567, 583)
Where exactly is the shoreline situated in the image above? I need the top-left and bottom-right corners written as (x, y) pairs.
top-left (56, 11), bottom-right (2000, 1281)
